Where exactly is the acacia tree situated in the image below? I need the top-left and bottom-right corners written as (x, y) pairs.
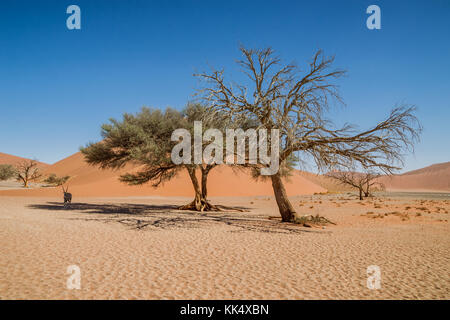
top-left (180, 103), bottom-right (258, 206)
top-left (325, 170), bottom-right (385, 200)
top-left (197, 47), bottom-right (421, 222)
top-left (178, 103), bottom-right (225, 209)
top-left (44, 173), bottom-right (71, 186)
top-left (0, 164), bottom-right (16, 181)
top-left (81, 105), bottom-right (235, 211)
top-left (15, 160), bottom-right (42, 187)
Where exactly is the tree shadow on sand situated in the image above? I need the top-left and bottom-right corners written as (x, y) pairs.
top-left (28, 202), bottom-right (328, 235)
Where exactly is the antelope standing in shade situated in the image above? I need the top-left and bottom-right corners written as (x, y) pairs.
top-left (62, 185), bottom-right (72, 206)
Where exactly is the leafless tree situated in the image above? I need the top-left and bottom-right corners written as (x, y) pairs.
top-left (15, 160), bottom-right (42, 188)
top-left (326, 171), bottom-right (385, 200)
top-left (196, 46), bottom-right (421, 222)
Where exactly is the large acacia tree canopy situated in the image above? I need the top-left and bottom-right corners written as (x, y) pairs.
top-left (80, 104), bottom-right (247, 188)
top-left (81, 107), bottom-right (185, 187)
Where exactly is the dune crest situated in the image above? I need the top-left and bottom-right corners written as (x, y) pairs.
top-left (0, 152), bottom-right (325, 197)
top-left (380, 162), bottom-right (450, 192)
top-left (1, 151), bottom-right (448, 196)
top-left (0, 152), bottom-right (49, 168)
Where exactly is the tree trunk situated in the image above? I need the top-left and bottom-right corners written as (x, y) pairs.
top-left (187, 167), bottom-right (204, 211)
top-left (178, 166), bottom-right (217, 212)
top-left (270, 172), bottom-right (296, 222)
top-left (364, 183), bottom-right (370, 198)
top-left (359, 188), bottom-right (363, 200)
top-left (22, 176), bottom-right (28, 188)
top-left (201, 167), bottom-right (209, 199)
top-left (178, 166), bottom-right (239, 212)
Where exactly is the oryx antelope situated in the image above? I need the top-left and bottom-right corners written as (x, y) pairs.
top-left (62, 185), bottom-right (72, 206)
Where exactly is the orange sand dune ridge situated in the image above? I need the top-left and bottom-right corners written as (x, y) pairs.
top-left (0, 152), bottom-right (49, 168)
top-left (380, 162), bottom-right (450, 192)
top-left (0, 152), bottom-right (326, 197)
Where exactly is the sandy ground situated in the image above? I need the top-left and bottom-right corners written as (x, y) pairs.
top-left (0, 193), bottom-right (449, 300)
top-left (0, 180), bottom-right (44, 190)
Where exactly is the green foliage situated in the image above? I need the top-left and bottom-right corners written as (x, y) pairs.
top-left (0, 164), bottom-right (16, 181)
top-left (182, 103), bottom-right (254, 156)
top-left (44, 174), bottom-right (70, 186)
top-left (184, 103), bottom-right (236, 130)
top-left (81, 103), bottom-right (262, 190)
top-left (81, 107), bottom-right (187, 187)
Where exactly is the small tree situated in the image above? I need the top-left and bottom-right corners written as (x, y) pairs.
top-left (44, 173), bottom-right (70, 186)
top-left (177, 103), bottom-right (257, 209)
top-left (15, 160), bottom-right (42, 188)
top-left (197, 46), bottom-right (422, 221)
top-left (326, 170), bottom-right (385, 200)
top-left (81, 105), bottom-right (235, 211)
top-left (0, 164), bottom-right (16, 181)
top-left (362, 172), bottom-right (385, 197)
top-left (176, 103), bottom-right (226, 209)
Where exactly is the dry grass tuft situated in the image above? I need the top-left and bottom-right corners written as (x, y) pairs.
top-left (293, 214), bottom-right (336, 227)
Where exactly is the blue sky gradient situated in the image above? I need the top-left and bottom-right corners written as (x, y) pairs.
top-left (0, 0), bottom-right (449, 172)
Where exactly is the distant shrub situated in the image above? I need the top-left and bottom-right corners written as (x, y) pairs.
top-left (0, 164), bottom-right (16, 181)
top-left (44, 174), bottom-right (70, 186)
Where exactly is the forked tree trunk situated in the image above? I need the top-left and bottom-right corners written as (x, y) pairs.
top-left (19, 176), bottom-right (28, 188)
top-left (178, 167), bottom-right (217, 212)
top-left (270, 172), bottom-right (296, 222)
top-left (179, 166), bottom-right (240, 212)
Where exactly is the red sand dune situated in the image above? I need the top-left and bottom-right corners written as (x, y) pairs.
top-left (2, 151), bottom-right (447, 196)
top-left (0, 152), bottom-right (49, 168)
top-left (0, 152), bottom-right (326, 197)
top-left (301, 163), bottom-right (450, 193)
top-left (380, 162), bottom-right (450, 192)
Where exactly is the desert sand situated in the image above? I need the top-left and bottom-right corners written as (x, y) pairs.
top-left (1, 152), bottom-right (449, 299)
top-left (1, 193), bottom-right (449, 299)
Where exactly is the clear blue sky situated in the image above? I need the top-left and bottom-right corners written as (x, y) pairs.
top-left (0, 0), bottom-right (449, 172)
